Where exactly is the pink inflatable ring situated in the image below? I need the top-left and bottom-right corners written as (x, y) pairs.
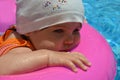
top-left (0, 0), bottom-right (116, 80)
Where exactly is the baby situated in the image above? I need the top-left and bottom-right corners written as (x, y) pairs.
top-left (0, 0), bottom-right (91, 75)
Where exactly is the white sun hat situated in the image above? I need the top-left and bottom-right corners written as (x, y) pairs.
top-left (16, 0), bottom-right (85, 34)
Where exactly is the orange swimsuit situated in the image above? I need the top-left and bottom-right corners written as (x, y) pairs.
top-left (0, 27), bottom-right (33, 56)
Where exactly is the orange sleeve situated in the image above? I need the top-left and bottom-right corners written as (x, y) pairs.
top-left (0, 38), bottom-right (33, 56)
top-left (0, 27), bottom-right (33, 56)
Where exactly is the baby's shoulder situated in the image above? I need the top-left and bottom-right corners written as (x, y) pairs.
top-left (0, 30), bottom-right (32, 56)
top-left (7, 46), bottom-right (32, 55)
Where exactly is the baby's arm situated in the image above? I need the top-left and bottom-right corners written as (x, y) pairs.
top-left (0, 47), bottom-right (48, 75)
top-left (0, 48), bottom-right (91, 75)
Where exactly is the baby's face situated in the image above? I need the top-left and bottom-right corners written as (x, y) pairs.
top-left (27, 22), bottom-right (82, 51)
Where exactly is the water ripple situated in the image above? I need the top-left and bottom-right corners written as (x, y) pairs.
top-left (83, 0), bottom-right (120, 79)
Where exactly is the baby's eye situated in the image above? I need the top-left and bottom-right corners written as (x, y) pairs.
top-left (53, 29), bottom-right (64, 33)
top-left (73, 29), bottom-right (79, 33)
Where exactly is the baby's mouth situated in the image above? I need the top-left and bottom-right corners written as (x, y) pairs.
top-left (59, 50), bottom-right (69, 52)
top-left (59, 44), bottom-right (79, 52)
top-left (60, 45), bottom-right (78, 52)
top-left (59, 48), bottom-right (73, 52)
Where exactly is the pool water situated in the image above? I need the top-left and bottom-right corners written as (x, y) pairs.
top-left (83, 0), bottom-right (120, 80)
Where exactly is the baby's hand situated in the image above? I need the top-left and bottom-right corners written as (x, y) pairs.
top-left (47, 51), bottom-right (91, 72)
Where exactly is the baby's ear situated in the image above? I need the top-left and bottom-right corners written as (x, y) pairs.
top-left (25, 32), bottom-right (31, 37)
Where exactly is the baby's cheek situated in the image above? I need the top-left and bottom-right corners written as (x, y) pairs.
top-left (74, 36), bottom-right (80, 45)
top-left (36, 40), bottom-right (56, 50)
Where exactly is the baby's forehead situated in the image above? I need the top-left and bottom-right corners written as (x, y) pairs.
top-left (50, 22), bottom-right (82, 28)
top-left (27, 22), bottom-right (82, 34)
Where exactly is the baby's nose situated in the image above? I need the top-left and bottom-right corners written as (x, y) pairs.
top-left (64, 35), bottom-right (74, 45)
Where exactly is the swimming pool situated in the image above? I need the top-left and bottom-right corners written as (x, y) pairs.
top-left (83, 0), bottom-right (120, 80)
